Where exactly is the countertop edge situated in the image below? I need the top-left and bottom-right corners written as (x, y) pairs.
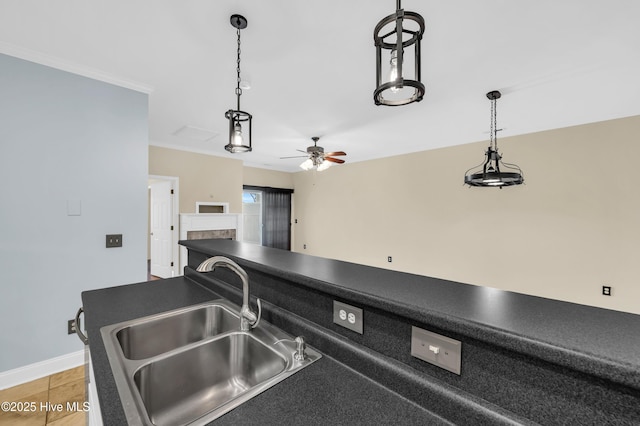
top-left (180, 239), bottom-right (640, 389)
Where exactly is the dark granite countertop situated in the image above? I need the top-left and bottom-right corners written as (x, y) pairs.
top-left (180, 239), bottom-right (640, 389)
top-left (82, 277), bottom-right (450, 425)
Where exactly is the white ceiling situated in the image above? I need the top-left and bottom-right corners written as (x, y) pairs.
top-left (2, 1), bottom-right (639, 172)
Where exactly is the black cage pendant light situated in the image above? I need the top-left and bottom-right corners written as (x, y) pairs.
top-left (464, 91), bottom-right (524, 187)
top-left (373, 0), bottom-right (425, 106)
top-left (225, 14), bottom-right (252, 153)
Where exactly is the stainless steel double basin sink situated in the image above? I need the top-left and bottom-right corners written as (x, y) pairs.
top-left (101, 299), bottom-right (321, 426)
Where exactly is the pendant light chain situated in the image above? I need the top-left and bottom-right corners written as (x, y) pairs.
top-left (491, 96), bottom-right (497, 151)
top-left (235, 27), bottom-right (242, 111)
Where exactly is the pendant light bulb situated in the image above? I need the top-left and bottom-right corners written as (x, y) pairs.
top-left (389, 49), bottom-right (400, 93)
top-left (232, 122), bottom-right (243, 146)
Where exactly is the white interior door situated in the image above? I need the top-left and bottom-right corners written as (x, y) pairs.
top-left (150, 180), bottom-right (174, 278)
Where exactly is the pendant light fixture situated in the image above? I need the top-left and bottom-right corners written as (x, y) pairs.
top-left (225, 14), bottom-right (252, 153)
top-left (374, 0), bottom-right (425, 106)
top-left (464, 91), bottom-right (524, 187)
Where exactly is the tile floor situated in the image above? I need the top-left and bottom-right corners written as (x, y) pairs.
top-left (0, 366), bottom-right (86, 426)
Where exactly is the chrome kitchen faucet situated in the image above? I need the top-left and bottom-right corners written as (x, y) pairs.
top-left (196, 256), bottom-right (262, 331)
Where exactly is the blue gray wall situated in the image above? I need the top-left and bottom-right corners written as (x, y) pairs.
top-left (0, 54), bottom-right (148, 371)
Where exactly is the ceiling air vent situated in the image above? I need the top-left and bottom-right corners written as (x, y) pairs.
top-left (172, 125), bottom-right (219, 142)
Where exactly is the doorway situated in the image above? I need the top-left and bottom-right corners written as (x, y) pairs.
top-left (243, 185), bottom-right (293, 250)
top-left (242, 190), bottom-right (263, 245)
top-left (148, 175), bottom-right (179, 278)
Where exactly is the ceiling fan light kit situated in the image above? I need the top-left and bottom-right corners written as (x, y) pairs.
top-left (300, 157), bottom-right (332, 172)
top-left (224, 14), bottom-right (252, 153)
top-left (373, 0), bottom-right (425, 106)
top-left (299, 158), bottom-right (315, 171)
top-left (281, 137), bottom-right (346, 172)
top-left (464, 91), bottom-right (524, 188)
top-left (316, 160), bottom-right (332, 171)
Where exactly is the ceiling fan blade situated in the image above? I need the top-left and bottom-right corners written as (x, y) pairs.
top-left (324, 156), bottom-right (345, 164)
top-left (280, 155), bottom-right (309, 159)
top-left (324, 151), bottom-right (346, 157)
top-left (296, 149), bottom-right (309, 154)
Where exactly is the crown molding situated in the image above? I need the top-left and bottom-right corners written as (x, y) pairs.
top-left (0, 42), bottom-right (154, 94)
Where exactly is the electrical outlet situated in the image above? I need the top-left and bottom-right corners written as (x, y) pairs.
top-left (303, 244), bottom-right (307, 249)
top-left (106, 234), bottom-right (122, 248)
top-left (602, 286), bottom-right (612, 296)
top-left (388, 256), bottom-right (392, 262)
top-left (333, 301), bottom-right (363, 334)
top-left (68, 319), bottom-right (76, 335)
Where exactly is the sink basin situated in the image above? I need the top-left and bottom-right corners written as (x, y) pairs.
top-left (116, 303), bottom-right (238, 360)
top-left (134, 333), bottom-right (286, 426)
top-left (101, 300), bottom-right (321, 426)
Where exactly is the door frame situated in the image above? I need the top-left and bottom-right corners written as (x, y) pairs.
top-left (148, 175), bottom-right (180, 277)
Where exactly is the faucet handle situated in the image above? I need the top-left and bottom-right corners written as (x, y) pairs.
top-left (240, 298), bottom-right (261, 331)
top-left (251, 298), bottom-right (262, 329)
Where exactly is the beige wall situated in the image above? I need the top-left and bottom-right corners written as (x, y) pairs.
top-left (149, 146), bottom-right (244, 213)
top-left (149, 148), bottom-right (295, 215)
top-left (149, 117), bottom-right (640, 314)
top-left (243, 166), bottom-right (294, 189)
top-left (292, 115), bottom-right (640, 314)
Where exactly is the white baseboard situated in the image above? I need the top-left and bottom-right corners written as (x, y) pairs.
top-left (0, 350), bottom-right (85, 390)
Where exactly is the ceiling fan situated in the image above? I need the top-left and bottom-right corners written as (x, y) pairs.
top-left (281, 137), bottom-right (347, 171)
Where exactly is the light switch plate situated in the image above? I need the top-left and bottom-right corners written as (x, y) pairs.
top-left (411, 326), bottom-right (462, 375)
top-left (106, 234), bottom-right (123, 248)
top-left (333, 301), bottom-right (363, 334)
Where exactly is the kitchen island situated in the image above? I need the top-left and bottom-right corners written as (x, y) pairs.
top-left (83, 239), bottom-right (640, 425)
top-left (83, 278), bottom-right (451, 425)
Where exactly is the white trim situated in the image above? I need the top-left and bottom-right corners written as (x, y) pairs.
top-left (148, 141), bottom-right (226, 158)
top-left (196, 202), bottom-right (229, 214)
top-left (88, 351), bottom-right (104, 426)
top-left (0, 42), bottom-right (154, 94)
top-left (149, 141), bottom-right (292, 173)
top-left (179, 213), bottom-right (242, 272)
top-left (0, 350), bottom-right (84, 390)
